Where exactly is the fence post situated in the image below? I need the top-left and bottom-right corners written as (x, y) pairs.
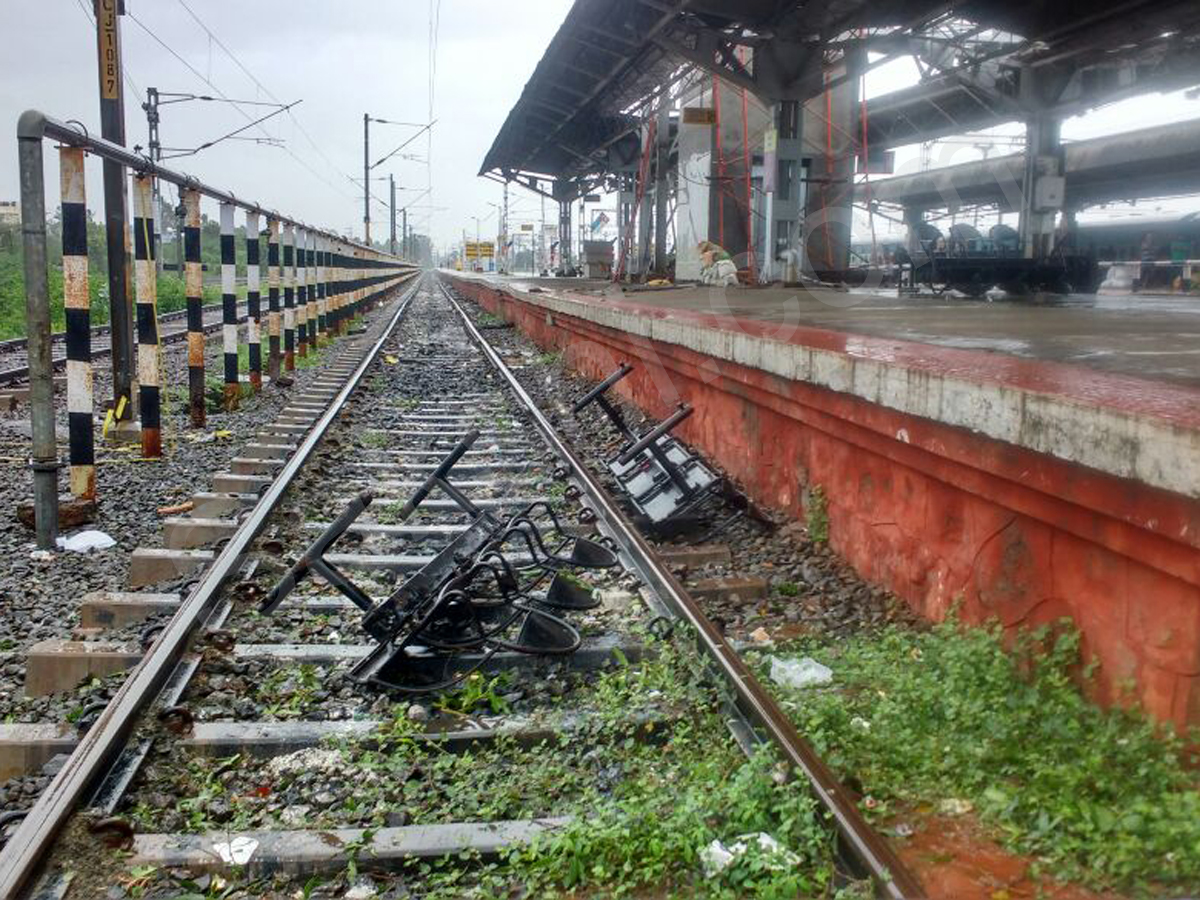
top-left (267, 217), bottom-right (281, 381)
top-left (315, 235), bottom-right (327, 344)
top-left (220, 201), bottom-right (238, 409)
top-left (17, 114), bottom-right (57, 548)
top-left (295, 225), bottom-right (308, 359)
top-left (306, 231), bottom-right (318, 352)
top-left (246, 210), bottom-right (262, 391)
top-left (328, 240), bottom-right (340, 335)
top-left (132, 174), bottom-right (161, 458)
top-left (283, 221), bottom-right (295, 371)
top-left (60, 146), bottom-right (95, 501)
top-left (183, 188), bottom-right (204, 427)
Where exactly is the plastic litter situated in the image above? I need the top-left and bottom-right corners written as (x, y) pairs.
top-left (937, 797), bottom-right (974, 816)
top-left (56, 530), bottom-right (116, 553)
top-left (700, 832), bottom-right (800, 877)
top-left (769, 656), bottom-right (832, 689)
top-left (214, 835), bottom-right (258, 864)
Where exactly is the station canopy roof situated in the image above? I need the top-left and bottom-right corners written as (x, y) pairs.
top-left (481, 0), bottom-right (1200, 197)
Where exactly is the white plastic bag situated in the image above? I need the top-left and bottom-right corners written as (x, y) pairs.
top-left (700, 832), bottom-right (799, 877)
top-left (56, 530), bottom-right (116, 553)
top-left (769, 656), bottom-right (832, 689)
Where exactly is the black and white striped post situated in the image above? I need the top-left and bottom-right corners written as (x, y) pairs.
top-left (246, 210), bottom-right (262, 391)
top-left (183, 188), bottom-right (205, 427)
top-left (220, 201), bottom-right (239, 410)
top-left (267, 217), bottom-right (281, 381)
top-left (60, 146), bottom-right (95, 501)
top-left (350, 248), bottom-right (357, 326)
top-left (295, 225), bottom-right (308, 359)
top-left (328, 240), bottom-right (340, 335)
top-left (315, 235), bottom-right (326, 343)
top-left (306, 231), bottom-right (318, 351)
top-left (132, 174), bottom-right (161, 459)
top-left (282, 222), bottom-right (296, 371)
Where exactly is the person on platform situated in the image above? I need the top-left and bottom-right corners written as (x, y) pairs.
top-left (698, 240), bottom-right (739, 286)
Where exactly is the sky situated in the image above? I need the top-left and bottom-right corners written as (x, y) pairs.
top-left (3, 2), bottom-right (1198, 253)
top-left (0, 0), bottom-right (574, 252)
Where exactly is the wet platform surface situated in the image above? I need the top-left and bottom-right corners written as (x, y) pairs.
top-left (493, 276), bottom-right (1200, 390)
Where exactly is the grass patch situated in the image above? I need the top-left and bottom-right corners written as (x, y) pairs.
top-left (126, 634), bottom-right (846, 898)
top-left (761, 619), bottom-right (1200, 891)
top-left (803, 485), bottom-right (828, 543)
top-left (359, 429), bottom-right (390, 449)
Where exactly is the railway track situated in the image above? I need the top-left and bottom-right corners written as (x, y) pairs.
top-left (0, 300), bottom-right (250, 389)
top-left (0, 273), bottom-right (923, 898)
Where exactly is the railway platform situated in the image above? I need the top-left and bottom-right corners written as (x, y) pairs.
top-left (447, 272), bottom-right (1200, 728)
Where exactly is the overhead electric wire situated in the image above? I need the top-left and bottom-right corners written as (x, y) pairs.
top-left (174, 0), bottom-right (400, 221)
top-left (128, 4), bottom-right (363, 209)
top-left (162, 99), bottom-right (301, 159)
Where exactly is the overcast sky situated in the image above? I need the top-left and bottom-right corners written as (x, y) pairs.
top-left (3, 2), bottom-right (1199, 251)
top-left (0, 0), bottom-right (572, 251)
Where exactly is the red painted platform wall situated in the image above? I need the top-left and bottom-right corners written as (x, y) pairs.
top-left (450, 278), bottom-right (1200, 729)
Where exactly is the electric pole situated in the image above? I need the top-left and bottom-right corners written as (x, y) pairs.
top-left (363, 113), bottom-right (371, 243)
top-left (95, 0), bottom-right (135, 424)
top-left (389, 174), bottom-right (397, 256)
top-left (402, 208), bottom-right (408, 262)
top-left (143, 87), bottom-right (164, 272)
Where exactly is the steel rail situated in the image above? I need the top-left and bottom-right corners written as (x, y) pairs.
top-left (0, 271), bottom-right (423, 899)
top-left (0, 304), bottom-right (252, 388)
top-left (0, 293), bottom-right (255, 356)
top-left (438, 276), bottom-right (927, 899)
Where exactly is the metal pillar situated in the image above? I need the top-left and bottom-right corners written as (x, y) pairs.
top-left (362, 113), bottom-right (371, 244)
top-left (1018, 73), bottom-right (1064, 261)
top-left (182, 188), bottom-right (204, 427)
top-left (266, 217), bottom-right (281, 380)
top-left (653, 104), bottom-right (670, 274)
top-left (132, 175), bottom-right (161, 458)
top-left (389, 175), bottom-right (397, 256)
top-left (143, 86), bottom-right (164, 274)
top-left (636, 136), bottom-right (654, 277)
top-left (220, 201), bottom-right (239, 409)
top-left (61, 147), bottom-right (95, 501)
top-left (246, 211), bottom-right (262, 390)
top-left (402, 209), bottom-right (408, 261)
top-left (617, 169), bottom-right (636, 280)
top-left (95, 0), bottom-right (135, 423)
top-left (17, 116), bottom-right (57, 548)
top-left (766, 100), bottom-right (805, 282)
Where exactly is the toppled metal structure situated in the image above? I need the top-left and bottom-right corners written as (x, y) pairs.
top-left (262, 431), bottom-right (617, 691)
top-left (574, 363), bottom-right (718, 527)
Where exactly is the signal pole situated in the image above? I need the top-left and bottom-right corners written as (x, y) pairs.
top-left (389, 174), bottom-right (397, 255)
top-left (362, 113), bottom-right (371, 243)
top-left (95, 0), bottom-right (136, 424)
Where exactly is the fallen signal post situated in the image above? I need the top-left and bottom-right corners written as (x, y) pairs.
top-left (262, 430), bottom-right (618, 692)
top-left (573, 362), bottom-right (720, 529)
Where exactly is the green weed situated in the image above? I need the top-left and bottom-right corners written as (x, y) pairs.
top-left (764, 619), bottom-right (1200, 890)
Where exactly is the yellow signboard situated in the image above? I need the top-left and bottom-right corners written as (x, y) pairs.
top-left (97, 0), bottom-right (121, 100)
